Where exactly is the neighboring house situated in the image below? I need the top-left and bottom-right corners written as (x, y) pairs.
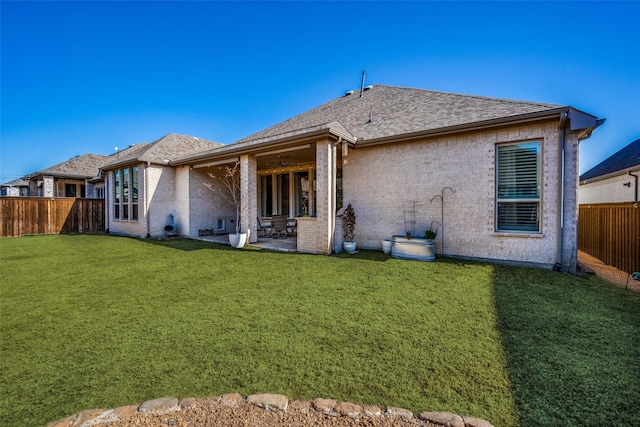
top-left (160, 84), bottom-right (602, 272)
top-left (0, 178), bottom-right (29, 196)
top-left (25, 153), bottom-right (110, 197)
top-left (579, 138), bottom-right (640, 204)
top-left (101, 133), bottom-right (222, 238)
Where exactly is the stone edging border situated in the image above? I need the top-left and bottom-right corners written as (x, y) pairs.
top-left (47, 392), bottom-right (494, 427)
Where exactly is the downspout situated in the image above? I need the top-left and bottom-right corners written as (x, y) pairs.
top-left (556, 111), bottom-right (568, 270)
top-left (330, 138), bottom-right (341, 253)
top-left (105, 172), bottom-right (110, 233)
top-left (145, 162), bottom-right (151, 238)
top-left (629, 171), bottom-right (639, 202)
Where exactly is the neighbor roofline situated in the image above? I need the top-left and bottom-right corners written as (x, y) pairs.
top-left (580, 165), bottom-right (640, 185)
top-left (26, 172), bottom-right (96, 180)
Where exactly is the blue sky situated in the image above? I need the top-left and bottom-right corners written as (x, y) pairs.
top-left (1, 1), bottom-right (638, 182)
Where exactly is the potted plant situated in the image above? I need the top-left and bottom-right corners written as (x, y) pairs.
top-left (424, 226), bottom-right (438, 242)
top-left (381, 238), bottom-right (392, 254)
top-left (342, 203), bottom-right (357, 253)
top-left (204, 161), bottom-right (247, 248)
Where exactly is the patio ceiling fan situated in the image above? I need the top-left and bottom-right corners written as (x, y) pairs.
top-left (276, 155), bottom-right (304, 167)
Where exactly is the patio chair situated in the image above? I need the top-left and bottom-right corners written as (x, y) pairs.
top-left (286, 218), bottom-right (297, 237)
top-left (271, 215), bottom-right (288, 238)
top-left (257, 216), bottom-right (272, 237)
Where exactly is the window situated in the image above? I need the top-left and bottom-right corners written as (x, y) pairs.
top-left (260, 175), bottom-right (273, 217)
top-left (113, 166), bottom-right (139, 221)
top-left (496, 142), bottom-right (541, 232)
top-left (65, 183), bottom-right (77, 197)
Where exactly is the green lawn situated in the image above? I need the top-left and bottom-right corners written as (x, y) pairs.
top-left (1, 235), bottom-right (638, 426)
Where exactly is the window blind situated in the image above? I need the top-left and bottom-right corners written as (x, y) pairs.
top-left (497, 142), bottom-right (540, 232)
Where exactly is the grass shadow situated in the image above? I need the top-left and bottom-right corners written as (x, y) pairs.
top-left (492, 265), bottom-right (640, 426)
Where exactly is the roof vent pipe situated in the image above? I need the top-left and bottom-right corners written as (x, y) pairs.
top-left (360, 71), bottom-right (366, 97)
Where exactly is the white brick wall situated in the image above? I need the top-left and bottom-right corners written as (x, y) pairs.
top-left (296, 217), bottom-right (317, 253)
top-left (147, 165), bottom-right (177, 238)
top-left (188, 167), bottom-right (237, 237)
top-left (343, 122), bottom-right (575, 268)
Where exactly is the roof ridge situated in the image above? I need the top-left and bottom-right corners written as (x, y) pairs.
top-left (370, 84), bottom-right (563, 108)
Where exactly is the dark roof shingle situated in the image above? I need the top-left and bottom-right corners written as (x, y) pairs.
top-left (235, 85), bottom-right (564, 145)
top-left (103, 133), bottom-right (222, 169)
top-left (35, 154), bottom-right (110, 178)
top-left (580, 138), bottom-right (640, 182)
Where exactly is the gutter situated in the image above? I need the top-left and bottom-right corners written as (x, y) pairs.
top-left (356, 109), bottom-right (569, 147)
top-left (172, 127), bottom-right (355, 167)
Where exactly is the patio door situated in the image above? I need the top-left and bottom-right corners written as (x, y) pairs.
top-left (260, 175), bottom-right (273, 217)
top-left (294, 171), bottom-right (311, 217)
top-left (276, 173), bottom-right (290, 216)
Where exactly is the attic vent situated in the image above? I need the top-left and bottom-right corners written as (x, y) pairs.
top-left (344, 90), bottom-right (355, 97)
top-left (364, 85), bottom-right (374, 91)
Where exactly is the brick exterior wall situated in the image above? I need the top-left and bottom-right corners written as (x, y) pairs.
top-left (296, 217), bottom-right (317, 253)
top-left (343, 121), bottom-right (578, 269)
top-left (175, 166), bottom-right (190, 234)
top-left (188, 166), bottom-right (238, 237)
top-left (561, 132), bottom-right (579, 273)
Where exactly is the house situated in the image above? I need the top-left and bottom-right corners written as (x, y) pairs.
top-left (24, 153), bottom-right (110, 198)
top-left (0, 178), bottom-right (29, 196)
top-left (108, 85), bottom-right (603, 272)
top-left (579, 138), bottom-right (640, 204)
top-left (101, 133), bottom-right (222, 238)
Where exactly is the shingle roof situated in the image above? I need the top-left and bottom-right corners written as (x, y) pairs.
top-left (35, 153), bottom-right (110, 179)
top-left (580, 138), bottom-right (640, 182)
top-left (103, 133), bottom-right (222, 169)
top-left (1, 177), bottom-right (29, 187)
top-left (235, 85), bottom-right (565, 146)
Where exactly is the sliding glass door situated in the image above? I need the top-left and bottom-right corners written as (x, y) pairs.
top-left (260, 169), bottom-right (317, 218)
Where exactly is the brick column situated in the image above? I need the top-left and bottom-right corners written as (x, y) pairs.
top-left (315, 139), bottom-right (335, 254)
top-left (562, 132), bottom-right (580, 273)
top-left (240, 154), bottom-right (258, 243)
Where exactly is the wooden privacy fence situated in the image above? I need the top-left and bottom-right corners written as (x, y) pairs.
top-left (0, 197), bottom-right (105, 238)
top-left (578, 202), bottom-right (640, 274)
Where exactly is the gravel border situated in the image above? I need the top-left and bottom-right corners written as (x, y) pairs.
top-left (47, 393), bottom-right (493, 427)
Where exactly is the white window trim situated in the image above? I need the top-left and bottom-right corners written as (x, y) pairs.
top-left (113, 166), bottom-right (139, 222)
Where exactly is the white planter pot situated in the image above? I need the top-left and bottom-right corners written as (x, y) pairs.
top-left (343, 241), bottom-right (357, 253)
top-left (229, 232), bottom-right (247, 248)
top-left (382, 239), bottom-right (392, 254)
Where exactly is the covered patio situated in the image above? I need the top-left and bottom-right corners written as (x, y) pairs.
top-left (177, 122), bottom-right (355, 255)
